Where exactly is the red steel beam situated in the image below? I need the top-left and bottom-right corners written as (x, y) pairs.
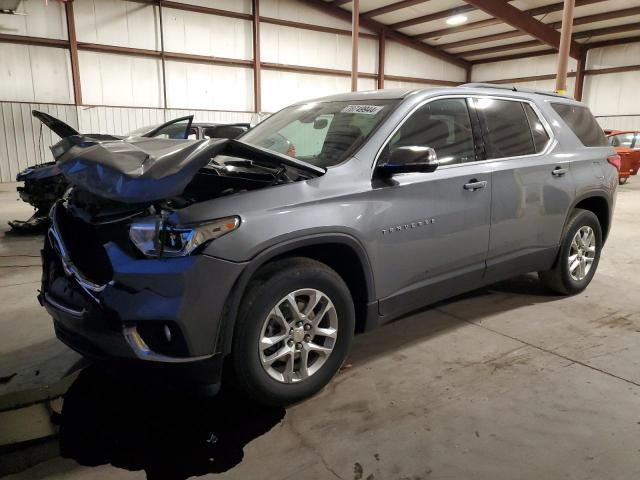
top-left (460, 0), bottom-right (581, 58)
top-left (252, 0), bottom-right (261, 112)
top-left (351, 0), bottom-right (359, 91)
top-left (574, 52), bottom-right (586, 101)
top-left (378, 29), bottom-right (385, 89)
top-left (65, 2), bottom-right (82, 105)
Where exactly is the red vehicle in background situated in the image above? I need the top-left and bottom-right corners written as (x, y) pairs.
top-left (607, 130), bottom-right (640, 184)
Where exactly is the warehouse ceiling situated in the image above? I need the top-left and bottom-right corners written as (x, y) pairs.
top-left (325, 0), bottom-right (640, 63)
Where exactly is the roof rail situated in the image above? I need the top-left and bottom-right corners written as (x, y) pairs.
top-left (459, 83), bottom-right (569, 99)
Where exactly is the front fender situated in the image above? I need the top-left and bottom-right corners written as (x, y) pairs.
top-left (215, 232), bottom-right (375, 354)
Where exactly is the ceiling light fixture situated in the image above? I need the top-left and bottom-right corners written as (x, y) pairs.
top-left (446, 14), bottom-right (468, 26)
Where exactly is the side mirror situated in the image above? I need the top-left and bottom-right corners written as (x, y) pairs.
top-left (377, 146), bottom-right (439, 177)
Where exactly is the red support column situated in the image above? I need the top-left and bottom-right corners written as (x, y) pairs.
top-left (65, 1), bottom-right (82, 105)
top-left (252, 0), bottom-right (262, 112)
top-left (351, 0), bottom-right (359, 92)
top-left (555, 0), bottom-right (577, 94)
top-left (378, 29), bottom-right (385, 89)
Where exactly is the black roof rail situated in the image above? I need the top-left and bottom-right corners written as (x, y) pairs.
top-left (459, 82), bottom-right (570, 99)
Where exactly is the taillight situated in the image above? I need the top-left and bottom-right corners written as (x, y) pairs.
top-left (607, 154), bottom-right (621, 171)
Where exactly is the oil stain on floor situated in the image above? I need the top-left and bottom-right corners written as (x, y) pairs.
top-left (56, 366), bottom-right (286, 479)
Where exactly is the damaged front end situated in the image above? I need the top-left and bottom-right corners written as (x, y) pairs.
top-left (39, 125), bottom-right (323, 386)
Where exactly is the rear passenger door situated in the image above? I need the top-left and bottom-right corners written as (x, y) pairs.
top-left (473, 97), bottom-right (573, 282)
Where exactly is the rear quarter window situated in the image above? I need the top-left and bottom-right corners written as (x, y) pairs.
top-left (551, 103), bottom-right (608, 147)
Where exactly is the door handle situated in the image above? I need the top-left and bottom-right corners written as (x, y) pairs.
top-left (463, 179), bottom-right (487, 191)
top-left (552, 167), bottom-right (568, 176)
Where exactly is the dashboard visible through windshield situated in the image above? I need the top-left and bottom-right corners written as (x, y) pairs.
top-left (239, 100), bottom-right (398, 168)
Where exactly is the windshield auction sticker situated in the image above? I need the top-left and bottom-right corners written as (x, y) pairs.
top-left (341, 105), bottom-right (384, 115)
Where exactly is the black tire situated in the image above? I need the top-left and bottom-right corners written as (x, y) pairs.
top-left (619, 176), bottom-right (628, 185)
top-left (230, 257), bottom-right (355, 406)
top-left (538, 208), bottom-right (602, 295)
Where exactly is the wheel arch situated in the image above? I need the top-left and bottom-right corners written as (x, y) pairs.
top-left (571, 193), bottom-right (612, 243)
top-left (217, 233), bottom-right (377, 354)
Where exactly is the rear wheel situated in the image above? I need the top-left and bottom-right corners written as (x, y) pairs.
top-left (539, 208), bottom-right (602, 295)
top-left (230, 257), bottom-right (354, 405)
top-left (619, 176), bottom-right (628, 185)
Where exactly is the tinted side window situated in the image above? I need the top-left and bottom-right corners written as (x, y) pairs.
top-left (386, 98), bottom-right (475, 165)
top-left (523, 104), bottom-right (550, 153)
top-left (474, 98), bottom-right (535, 158)
top-left (551, 103), bottom-right (608, 147)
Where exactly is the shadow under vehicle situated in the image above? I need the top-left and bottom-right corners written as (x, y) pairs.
top-left (8, 112), bottom-right (249, 233)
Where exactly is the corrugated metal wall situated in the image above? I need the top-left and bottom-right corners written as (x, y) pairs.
top-left (0, 102), bottom-right (260, 182)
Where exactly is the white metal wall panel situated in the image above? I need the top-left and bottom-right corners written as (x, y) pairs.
top-left (167, 109), bottom-right (259, 124)
top-left (75, 0), bottom-right (160, 50)
top-left (385, 40), bottom-right (466, 82)
top-left (471, 54), bottom-right (578, 82)
top-left (261, 0), bottom-right (353, 30)
top-left (164, 60), bottom-right (253, 111)
top-left (0, 44), bottom-right (74, 104)
top-left (0, 102), bottom-right (78, 182)
top-left (0, 0), bottom-right (67, 39)
top-left (384, 80), bottom-right (443, 91)
top-left (583, 72), bottom-right (640, 117)
top-left (78, 51), bottom-right (164, 108)
top-left (77, 106), bottom-right (165, 135)
top-left (596, 116), bottom-right (640, 131)
top-left (587, 43), bottom-right (640, 69)
top-left (162, 8), bottom-right (252, 60)
top-left (261, 70), bottom-right (376, 113)
top-left (261, 23), bottom-right (377, 74)
top-left (169, 0), bottom-right (252, 14)
top-left (498, 78), bottom-right (576, 98)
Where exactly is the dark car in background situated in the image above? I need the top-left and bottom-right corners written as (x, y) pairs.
top-left (9, 114), bottom-right (250, 233)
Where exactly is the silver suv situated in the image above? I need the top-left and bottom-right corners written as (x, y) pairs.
top-left (39, 85), bottom-right (618, 405)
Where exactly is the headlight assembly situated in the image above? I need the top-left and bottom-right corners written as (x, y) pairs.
top-left (129, 216), bottom-right (240, 258)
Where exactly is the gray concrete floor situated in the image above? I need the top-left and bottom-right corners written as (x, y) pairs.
top-left (2, 180), bottom-right (640, 480)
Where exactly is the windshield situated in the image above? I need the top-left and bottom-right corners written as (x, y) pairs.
top-left (239, 100), bottom-right (398, 167)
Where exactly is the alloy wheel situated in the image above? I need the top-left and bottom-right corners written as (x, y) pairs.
top-left (259, 289), bottom-right (338, 384)
top-left (568, 226), bottom-right (596, 281)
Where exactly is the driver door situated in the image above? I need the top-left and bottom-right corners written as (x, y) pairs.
top-left (368, 97), bottom-right (492, 320)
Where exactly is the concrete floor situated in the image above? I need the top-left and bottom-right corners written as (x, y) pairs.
top-left (2, 180), bottom-right (640, 480)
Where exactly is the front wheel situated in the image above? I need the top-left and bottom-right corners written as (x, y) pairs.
top-left (230, 257), bottom-right (355, 405)
top-left (539, 208), bottom-right (602, 295)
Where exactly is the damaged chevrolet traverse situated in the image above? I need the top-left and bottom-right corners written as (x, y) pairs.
top-left (40, 86), bottom-right (617, 405)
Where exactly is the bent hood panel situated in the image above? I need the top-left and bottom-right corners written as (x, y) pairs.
top-left (52, 135), bottom-right (229, 203)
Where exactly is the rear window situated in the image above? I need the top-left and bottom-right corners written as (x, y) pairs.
top-left (551, 103), bottom-right (608, 147)
top-left (474, 98), bottom-right (535, 158)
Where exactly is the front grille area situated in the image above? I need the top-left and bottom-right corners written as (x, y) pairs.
top-left (54, 204), bottom-right (114, 285)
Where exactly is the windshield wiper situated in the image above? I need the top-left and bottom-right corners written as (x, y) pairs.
top-left (229, 139), bottom-right (326, 176)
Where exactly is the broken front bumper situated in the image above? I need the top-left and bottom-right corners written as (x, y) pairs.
top-left (40, 203), bottom-right (246, 385)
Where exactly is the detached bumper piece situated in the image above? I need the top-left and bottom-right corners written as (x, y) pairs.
top-left (40, 202), bottom-right (245, 387)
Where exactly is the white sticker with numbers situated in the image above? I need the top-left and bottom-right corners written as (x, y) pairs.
top-left (341, 105), bottom-right (384, 115)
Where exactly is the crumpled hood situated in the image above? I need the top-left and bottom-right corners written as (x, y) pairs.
top-left (50, 135), bottom-right (228, 203)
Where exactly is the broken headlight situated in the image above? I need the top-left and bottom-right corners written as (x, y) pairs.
top-left (129, 216), bottom-right (240, 258)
